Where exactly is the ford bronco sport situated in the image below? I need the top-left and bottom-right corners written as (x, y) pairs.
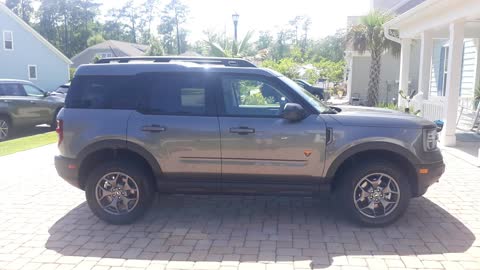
top-left (54, 57), bottom-right (445, 226)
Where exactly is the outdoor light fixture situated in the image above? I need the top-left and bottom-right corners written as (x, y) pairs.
top-left (232, 13), bottom-right (239, 42)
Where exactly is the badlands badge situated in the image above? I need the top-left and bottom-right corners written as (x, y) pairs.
top-left (304, 150), bottom-right (312, 157)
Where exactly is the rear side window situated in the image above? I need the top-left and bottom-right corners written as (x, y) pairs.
top-left (66, 76), bottom-right (139, 109)
top-left (0, 84), bottom-right (26, 96)
top-left (146, 74), bottom-right (212, 115)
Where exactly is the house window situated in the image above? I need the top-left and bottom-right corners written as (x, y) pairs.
top-left (437, 46), bottom-right (449, 96)
top-left (28, 65), bottom-right (37, 80)
top-left (3, 31), bottom-right (13, 50)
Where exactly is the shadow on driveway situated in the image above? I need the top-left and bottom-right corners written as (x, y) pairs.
top-left (46, 195), bottom-right (475, 268)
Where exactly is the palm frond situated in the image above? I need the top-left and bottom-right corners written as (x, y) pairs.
top-left (204, 39), bottom-right (229, 57)
top-left (347, 24), bottom-right (367, 54)
top-left (238, 30), bottom-right (254, 56)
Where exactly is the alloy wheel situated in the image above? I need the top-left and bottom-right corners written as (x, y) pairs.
top-left (0, 120), bottom-right (9, 140)
top-left (95, 172), bottom-right (140, 215)
top-left (353, 173), bottom-right (401, 218)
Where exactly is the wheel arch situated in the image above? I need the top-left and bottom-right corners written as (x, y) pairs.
top-left (0, 112), bottom-right (13, 126)
top-left (77, 139), bottom-right (162, 190)
top-left (327, 142), bottom-right (419, 195)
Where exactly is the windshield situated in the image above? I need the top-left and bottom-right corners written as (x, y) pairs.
top-left (279, 76), bottom-right (335, 114)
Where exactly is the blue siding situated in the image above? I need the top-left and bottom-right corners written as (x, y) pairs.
top-left (430, 39), bottom-right (478, 97)
top-left (0, 8), bottom-right (69, 91)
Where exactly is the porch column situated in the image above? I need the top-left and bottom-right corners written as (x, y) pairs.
top-left (398, 38), bottom-right (412, 107)
top-left (419, 31), bottom-right (433, 99)
top-left (441, 20), bottom-right (465, 146)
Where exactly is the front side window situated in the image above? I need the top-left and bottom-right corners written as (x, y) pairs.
top-left (147, 74), bottom-right (209, 115)
top-left (28, 65), bottom-right (37, 80)
top-left (221, 76), bottom-right (291, 117)
top-left (0, 84), bottom-right (26, 96)
top-left (23, 84), bottom-right (44, 97)
top-left (3, 31), bottom-right (13, 50)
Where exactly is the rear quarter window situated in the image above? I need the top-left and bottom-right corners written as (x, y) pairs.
top-left (65, 76), bottom-right (140, 109)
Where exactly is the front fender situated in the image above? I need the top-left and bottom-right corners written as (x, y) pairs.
top-left (324, 141), bottom-right (420, 179)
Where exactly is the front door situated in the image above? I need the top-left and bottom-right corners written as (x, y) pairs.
top-left (218, 75), bottom-right (327, 192)
top-left (21, 84), bottom-right (53, 124)
top-left (0, 83), bottom-right (39, 126)
top-left (127, 72), bottom-right (221, 192)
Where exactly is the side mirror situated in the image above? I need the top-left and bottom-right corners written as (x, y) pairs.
top-left (282, 103), bottom-right (307, 122)
top-left (330, 106), bottom-right (342, 113)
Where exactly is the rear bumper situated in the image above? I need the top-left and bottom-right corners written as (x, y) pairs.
top-left (55, 155), bottom-right (82, 190)
top-left (414, 161), bottom-right (445, 197)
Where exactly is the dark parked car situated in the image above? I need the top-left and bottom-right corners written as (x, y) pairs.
top-left (0, 79), bottom-right (64, 141)
top-left (294, 79), bottom-right (325, 100)
top-left (52, 82), bottom-right (70, 95)
top-left (55, 57), bottom-right (444, 226)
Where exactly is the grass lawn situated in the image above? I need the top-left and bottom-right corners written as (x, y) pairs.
top-left (0, 132), bottom-right (57, 157)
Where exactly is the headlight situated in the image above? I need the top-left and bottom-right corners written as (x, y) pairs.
top-left (423, 128), bottom-right (438, 151)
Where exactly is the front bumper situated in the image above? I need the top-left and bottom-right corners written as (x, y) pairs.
top-left (414, 161), bottom-right (445, 197)
top-left (55, 155), bottom-right (82, 190)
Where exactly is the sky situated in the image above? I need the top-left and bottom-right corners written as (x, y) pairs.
top-left (101, 0), bottom-right (371, 42)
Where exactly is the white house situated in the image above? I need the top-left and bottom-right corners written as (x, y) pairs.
top-left (0, 4), bottom-right (71, 90)
top-left (384, 0), bottom-right (480, 146)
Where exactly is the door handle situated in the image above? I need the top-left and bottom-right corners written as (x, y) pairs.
top-left (142, 125), bottom-right (166, 132)
top-left (29, 100), bottom-right (36, 104)
top-left (229, 127), bottom-right (255, 135)
top-left (3, 100), bottom-right (11, 103)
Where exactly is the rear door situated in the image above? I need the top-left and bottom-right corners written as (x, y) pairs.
top-left (127, 72), bottom-right (221, 192)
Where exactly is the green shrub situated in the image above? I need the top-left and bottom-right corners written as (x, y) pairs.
top-left (69, 68), bottom-right (76, 80)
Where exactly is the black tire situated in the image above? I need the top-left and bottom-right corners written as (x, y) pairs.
top-left (49, 108), bottom-right (61, 131)
top-left (0, 116), bottom-right (11, 142)
top-left (337, 160), bottom-right (411, 227)
top-left (85, 160), bottom-right (155, 224)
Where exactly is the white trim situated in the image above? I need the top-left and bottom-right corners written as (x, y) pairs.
top-left (3, 30), bottom-right (13, 50)
top-left (28, 65), bottom-right (38, 80)
top-left (384, 0), bottom-right (480, 38)
top-left (386, 0), bottom-right (413, 14)
top-left (0, 4), bottom-right (72, 64)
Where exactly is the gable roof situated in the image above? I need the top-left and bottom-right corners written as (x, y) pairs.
top-left (0, 3), bottom-right (72, 64)
top-left (71, 40), bottom-right (149, 61)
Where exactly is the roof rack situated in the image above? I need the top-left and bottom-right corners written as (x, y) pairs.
top-left (95, 56), bottom-right (257, 67)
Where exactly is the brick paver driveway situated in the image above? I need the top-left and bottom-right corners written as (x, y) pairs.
top-left (1, 144), bottom-right (479, 270)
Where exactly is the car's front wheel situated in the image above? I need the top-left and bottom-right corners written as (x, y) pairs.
top-left (337, 160), bottom-right (411, 226)
top-left (85, 160), bottom-right (155, 224)
top-left (0, 117), bottom-right (11, 142)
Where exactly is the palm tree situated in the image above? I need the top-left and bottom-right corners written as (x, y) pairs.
top-left (347, 11), bottom-right (400, 106)
top-left (205, 30), bottom-right (254, 57)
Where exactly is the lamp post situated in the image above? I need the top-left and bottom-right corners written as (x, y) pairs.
top-left (232, 13), bottom-right (239, 42)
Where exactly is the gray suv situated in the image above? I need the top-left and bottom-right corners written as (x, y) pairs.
top-left (0, 79), bottom-right (64, 141)
top-left (55, 57), bottom-right (445, 226)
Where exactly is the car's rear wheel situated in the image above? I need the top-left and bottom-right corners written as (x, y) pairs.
top-left (85, 160), bottom-right (155, 224)
top-left (0, 117), bottom-right (11, 142)
top-left (337, 160), bottom-right (411, 226)
top-left (50, 108), bottom-right (61, 131)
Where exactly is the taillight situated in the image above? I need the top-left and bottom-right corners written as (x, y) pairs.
top-left (56, 119), bottom-right (64, 146)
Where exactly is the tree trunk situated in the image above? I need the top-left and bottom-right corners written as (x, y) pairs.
top-left (175, 12), bottom-right (180, 55)
top-left (367, 51), bottom-right (382, 106)
top-left (64, 14), bottom-right (69, 57)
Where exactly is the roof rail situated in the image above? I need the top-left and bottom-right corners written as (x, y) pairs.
top-left (95, 56), bottom-right (257, 67)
